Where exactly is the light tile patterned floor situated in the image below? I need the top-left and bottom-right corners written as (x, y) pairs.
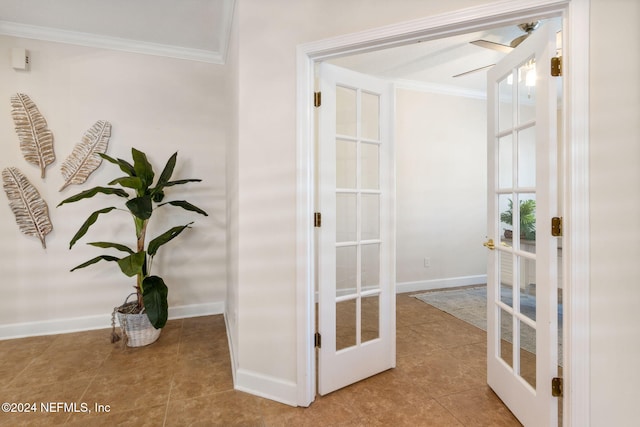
top-left (0, 294), bottom-right (521, 426)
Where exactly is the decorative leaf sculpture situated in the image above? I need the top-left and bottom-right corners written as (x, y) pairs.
top-left (2, 167), bottom-right (53, 249)
top-left (10, 93), bottom-right (55, 178)
top-left (60, 120), bottom-right (112, 191)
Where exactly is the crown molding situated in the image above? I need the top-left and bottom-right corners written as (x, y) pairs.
top-left (217, 0), bottom-right (237, 64)
top-left (0, 19), bottom-right (226, 64)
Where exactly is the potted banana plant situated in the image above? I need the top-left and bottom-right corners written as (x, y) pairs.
top-left (58, 148), bottom-right (208, 346)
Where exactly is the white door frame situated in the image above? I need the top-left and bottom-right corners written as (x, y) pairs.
top-left (295, 1), bottom-right (590, 425)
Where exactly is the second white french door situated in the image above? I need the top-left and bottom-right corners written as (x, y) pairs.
top-left (486, 22), bottom-right (561, 426)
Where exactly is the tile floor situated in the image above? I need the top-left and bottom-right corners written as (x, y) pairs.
top-left (0, 294), bottom-right (521, 426)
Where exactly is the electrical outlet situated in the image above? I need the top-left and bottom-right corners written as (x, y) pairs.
top-left (424, 257), bottom-right (431, 268)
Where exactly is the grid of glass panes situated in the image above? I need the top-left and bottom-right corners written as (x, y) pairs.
top-left (335, 85), bottom-right (381, 351)
top-left (496, 55), bottom-right (538, 390)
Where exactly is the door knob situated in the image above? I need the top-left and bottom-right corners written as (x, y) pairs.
top-left (483, 238), bottom-right (495, 250)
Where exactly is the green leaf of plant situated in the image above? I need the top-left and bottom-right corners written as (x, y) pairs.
top-left (132, 148), bottom-right (154, 190)
top-left (163, 179), bottom-right (202, 187)
top-left (147, 222), bottom-right (193, 256)
top-left (126, 195), bottom-right (153, 220)
top-left (69, 207), bottom-right (117, 248)
top-left (158, 200), bottom-right (208, 216)
top-left (142, 275), bottom-right (168, 329)
top-left (108, 176), bottom-right (143, 190)
top-left (57, 187), bottom-right (129, 207)
top-left (99, 153), bottom-right (136, 176)
top-left (152, 152), bottom-right (177, 194)
top-left (87, 241), bottom-right (134, 254)
top-left (152, 190), bottom-right (165, 203)
top-left (117, 251), bottom-right (146, 277)
top-left (70, 255), bottom-right (120, 272)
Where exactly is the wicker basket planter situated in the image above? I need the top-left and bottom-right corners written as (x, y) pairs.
top-left (113, 297), bottom-right (162, 347)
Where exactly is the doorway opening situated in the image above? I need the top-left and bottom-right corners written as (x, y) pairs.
top-left (296, 2), bottom-right (589, 426)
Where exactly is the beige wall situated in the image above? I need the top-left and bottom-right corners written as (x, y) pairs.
top-left (0, 35), bottom-right (229, 335)
top-left (395, 88), bottom-right (487, 287)
top-left (589, 0), bottom-right (640, 424)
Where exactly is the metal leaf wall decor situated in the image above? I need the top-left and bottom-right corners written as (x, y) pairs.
top-left (10, 93), bottom-right (55, 178)
top-left (2, 167), bottom-right (53, 249)
top-left (60, 120), bottom-right (112, 191)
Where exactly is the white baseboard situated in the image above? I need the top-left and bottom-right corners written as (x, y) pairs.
top-left (0, 301), bottom-right (225, 340)
top-left (396, 275), bottom-right (487, 294)
top-left (234, 368), bottom-right (298, 407)
top-left (223, 312), bottom-right (297, 407)
top-left (168, 302), bottom-right (225, 320)
top-left (224, 311), bottom-right (238, 386)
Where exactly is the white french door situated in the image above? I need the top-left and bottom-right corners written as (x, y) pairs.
top-left (486, 23), bottom-right (561, 426)
top-left (316, 63), bottom-right (395, 395)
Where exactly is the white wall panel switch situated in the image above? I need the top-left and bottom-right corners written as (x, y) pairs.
top-left (11, 48), bottom-right (28, 70)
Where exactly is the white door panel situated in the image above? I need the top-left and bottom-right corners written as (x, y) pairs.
top-left (317, 63), bottom-right (395, 395)
top-left (486, 22), bottom-right (560, 426)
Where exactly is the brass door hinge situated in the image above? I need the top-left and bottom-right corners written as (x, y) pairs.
top-left (552, 377), bottom-right (563, 397)
top-left (551, 217), bottom-right (563, 237)
top-left (314, 212), bottom-right (322, 228)
top-left (314, 332), bottom-right (322, 348)
top-left (314, 91), bottom-right (321, 107)
top-left (551, 56), bottom-right (562, 76)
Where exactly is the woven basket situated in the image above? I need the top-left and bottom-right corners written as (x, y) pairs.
top-left (115, 296), bottom-right (162, 347)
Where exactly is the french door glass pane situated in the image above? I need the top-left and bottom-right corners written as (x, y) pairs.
top-left (520, 320), bottom-right (537, 389)
top-left (336, 86), bottom-right (357, 137)
top-left (336, 246), bottom-right (357, 297)
top-left (361, 143), bottom-right (380, 190)
top-left (499, 251), bottom-right (513, 307)
top-left (499, 194), bottom-right (514, 240)
top-left (517, 126), bottom-right (536, 188)
top-left (336, 139), bottom-right (357, 188)
top-left (361, 91), bottom-right (380, 140)
top-left (361, 294), bottom-right (380, 343)
top-left (361, 243), bottom-right (380, 291)
top-left (518, 58), bottom-right (536, 124)
top-left (500, 308), bottom-right (514, 368)
top-left (336, 298), bottom-right (356, 351)
top-left (336, 193), bottom-right (357, 242)
top-left (498, 74), bottom-right (514, 132)
top-left (498, 135), bottom-right (513, 189)
top-left (361, 194), bottom-right (380, 240)
top-left (517, 193), bottom-right (537, 250)
top-left (520, 258), bottom-right (536, 322)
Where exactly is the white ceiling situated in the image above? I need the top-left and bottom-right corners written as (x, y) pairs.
top-left (329, 22), bottom-right (554, 96)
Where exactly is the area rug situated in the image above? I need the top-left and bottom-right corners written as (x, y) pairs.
top-left (412, 285), bottom-right (563, 363)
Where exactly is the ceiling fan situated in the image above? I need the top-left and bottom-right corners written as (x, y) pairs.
top-left (453, 21), bottom-right (540, 78)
